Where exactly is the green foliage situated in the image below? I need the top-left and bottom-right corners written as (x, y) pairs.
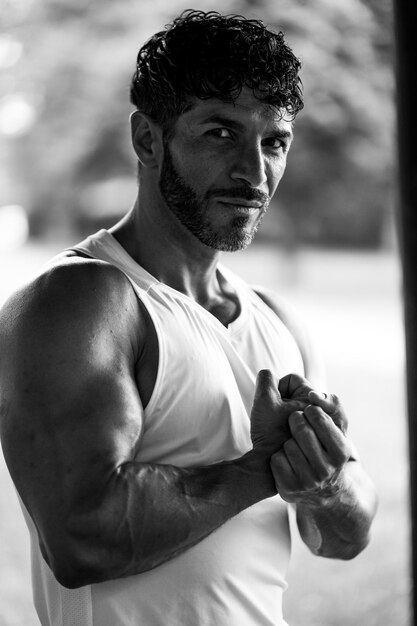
top-left (2, 0), bottom-right (394, 246)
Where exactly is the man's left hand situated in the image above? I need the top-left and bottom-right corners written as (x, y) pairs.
top-left (270, 392), bottom-right (353, 505)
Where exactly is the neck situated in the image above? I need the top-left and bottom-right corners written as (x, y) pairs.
top-left (109, 195), bottom-right (223, 305)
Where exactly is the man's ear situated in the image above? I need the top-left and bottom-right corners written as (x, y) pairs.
top-left (130, 111), bottom-right (163, 168)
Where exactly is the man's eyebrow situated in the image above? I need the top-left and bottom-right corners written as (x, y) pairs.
top-left (198, 115), bottom-right (246, 131)
top-left (270, 128), bottom-right (293, 141)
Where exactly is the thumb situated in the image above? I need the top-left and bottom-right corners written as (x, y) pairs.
top-left (254, 369), bottom-right (281, 402)
top-left (251, 370), bottom-right (290, 452)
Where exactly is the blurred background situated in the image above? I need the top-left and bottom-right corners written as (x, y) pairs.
top-left (0, 0), bottom-right (407, 624)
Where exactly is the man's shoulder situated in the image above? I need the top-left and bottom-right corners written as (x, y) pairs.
top-left (42, 252), bottom-right (132, 300)
top-left (0, 254), bottom-right (140, 353)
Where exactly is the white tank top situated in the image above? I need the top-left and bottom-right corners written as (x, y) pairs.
top-left (24, 229), bottom-right (305, 626)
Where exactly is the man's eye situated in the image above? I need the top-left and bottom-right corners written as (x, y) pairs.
top-left (264, 137), bottom-right (284, 150)
top-left (207, 128), bottom-right (232, 139)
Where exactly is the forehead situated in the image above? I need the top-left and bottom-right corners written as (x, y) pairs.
top-left (178, 89), bottom-right (293, 134)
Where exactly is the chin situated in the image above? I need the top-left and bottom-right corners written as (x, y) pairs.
top-left (201, 229), bottom-right (256, 252)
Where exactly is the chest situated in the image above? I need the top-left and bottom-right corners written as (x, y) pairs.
top-left (133, 289), bottom-right (304, 466)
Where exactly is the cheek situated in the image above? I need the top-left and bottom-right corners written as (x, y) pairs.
top-left (182, 166), bottom-right (210, 195)
top-left (173, 146), bottom-right (211, 181)
top-left (268, 160), bottom-right (287, 195)
top-left (183, 158), bottom-right (218, 192)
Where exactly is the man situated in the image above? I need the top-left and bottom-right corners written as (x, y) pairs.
top-left (0, 10), bottom-right (376, 626)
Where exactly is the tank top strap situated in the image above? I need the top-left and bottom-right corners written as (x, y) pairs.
top-left (66, 229), bottom-right (159, 293)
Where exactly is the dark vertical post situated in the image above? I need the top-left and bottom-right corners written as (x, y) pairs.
top-left (394, 1), bottom-right (417, 623)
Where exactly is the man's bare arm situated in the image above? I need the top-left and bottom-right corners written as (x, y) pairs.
top-left (293, 455), bottom-right (377, 559)
top-left (255, 288), bottom-right (377, 558)
top-left (271, 388), bottom-right (377, 559)
top-left (0, 261), bottom-right (297, 589)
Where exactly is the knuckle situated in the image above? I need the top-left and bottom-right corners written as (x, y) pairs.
top-left (283, 438), bottom-right (297, 455)
top-left (304, 404), bottom-right (322, 420)
top-left (332, 444), bottom-right (351, 466)
top-left (288, 399), bottom-right (308, 412)
top-left (329, 393), bottom-right (341, 409)
top-left (271, 449), bottom-right (286, 467)
top-left (289, 411), bottom-right (305, 431)
top-left (313, 461), bottom-right (331, 481)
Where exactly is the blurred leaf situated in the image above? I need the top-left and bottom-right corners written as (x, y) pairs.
top-left (4, 0), bottom-right (395, 246)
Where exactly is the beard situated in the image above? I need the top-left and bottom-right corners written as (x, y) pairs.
top-left (158, 144), bottom-right (269, 252)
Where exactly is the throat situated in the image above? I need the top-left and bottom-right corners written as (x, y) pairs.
top-left (158, 263), bottom-right (242, 327)
top-left (195, 268), bottom-right (241, 327)
top-left (203, 288), bottom-right (241, 327)
top-left (206, 298), bottom-right (241, 327)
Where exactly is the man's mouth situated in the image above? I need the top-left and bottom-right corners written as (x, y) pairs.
top-left (208, 187), bottom-right (269, 210)
top-left (217, 199), bottom-right (264, 210)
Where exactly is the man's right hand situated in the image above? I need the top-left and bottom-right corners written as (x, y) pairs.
top-left (250, 370), bottom-right (311, 455)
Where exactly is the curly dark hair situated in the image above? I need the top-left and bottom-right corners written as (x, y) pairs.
top-left (130, 9), bottom-right (303, 130)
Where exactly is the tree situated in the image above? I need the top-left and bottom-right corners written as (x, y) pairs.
top-left (2, 0), bottom-right (394, 246)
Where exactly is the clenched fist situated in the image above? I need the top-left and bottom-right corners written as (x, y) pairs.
top-left (271, 389), bottom-right (353, 505)
top-left (250, 370), bottom-right (312, 455)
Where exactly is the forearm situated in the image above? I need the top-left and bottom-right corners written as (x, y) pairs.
top-left (49, 451), bottom-right (276, 588)
top-left (295, 461), bottom-right (377, 559)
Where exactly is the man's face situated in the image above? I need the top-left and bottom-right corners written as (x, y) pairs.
top-left (159, 89), bottom-right (293, 252)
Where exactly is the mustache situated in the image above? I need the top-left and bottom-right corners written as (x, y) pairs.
top-left (205, 187), bottom-right (270, 204)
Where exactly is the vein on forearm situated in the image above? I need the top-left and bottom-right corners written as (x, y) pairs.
top-left (63, 455), bottom-right (274, 584)
top-left (295, 462), bottom-right (377, 560)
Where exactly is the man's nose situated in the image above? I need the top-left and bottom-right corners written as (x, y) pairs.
top-left (230, 144), bottom-right (268, 188)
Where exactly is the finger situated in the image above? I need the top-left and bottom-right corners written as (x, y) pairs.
top-left (283, 438), bottom-right (318, 487)
top-left (270, 449), bottom-right (299, 493)
top-left (307, 391), bottom-right (348, 433)
top-left (303, 405), bottom-right (351, 464)
top-left (287, 412), bottom-right (330, 478)
top-left (308, 390), bottom-right (339, 414)
top-left (279, 373), bottom-right (314, 401)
